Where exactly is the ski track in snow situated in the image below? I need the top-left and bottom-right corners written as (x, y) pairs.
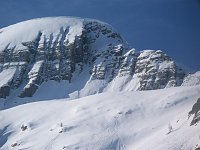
top-left (44, 134), bottom-right (59, 150)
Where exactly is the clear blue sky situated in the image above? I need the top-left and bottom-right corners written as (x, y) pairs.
top-left (0, 0), bottom-right (200, 71)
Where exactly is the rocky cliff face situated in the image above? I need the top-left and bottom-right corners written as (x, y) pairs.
top-left (133, 50), bottom-right (185, 90)
top-left (0, 17), bottom-right (195, 99)
top-left (189, 98), bottom-right (200, 126)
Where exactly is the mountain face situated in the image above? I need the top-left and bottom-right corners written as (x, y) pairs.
top-left (0, 17), bottom-right (197, 99)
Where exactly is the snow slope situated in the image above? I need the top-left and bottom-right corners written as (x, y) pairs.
top-left (0, 85), bottom-right (200, 150)
top-left (182, 71), bottom-right (200, 86)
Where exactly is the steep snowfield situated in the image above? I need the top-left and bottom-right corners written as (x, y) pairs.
top-left (0, 68), bottom-right (16, 88)
top-left (0, 85), bottom-right (200, 150)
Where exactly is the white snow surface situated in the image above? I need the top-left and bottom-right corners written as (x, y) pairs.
top-left (0, 85), bottom-right (200, 150)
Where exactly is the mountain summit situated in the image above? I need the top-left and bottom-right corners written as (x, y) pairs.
top-left (0, 17), bottom-right (198, 99)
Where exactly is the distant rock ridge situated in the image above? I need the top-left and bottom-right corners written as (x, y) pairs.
top-left (0, 17), bottom-right (197, 99)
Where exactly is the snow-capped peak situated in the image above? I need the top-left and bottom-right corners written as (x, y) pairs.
top-left (0, 16), bottom-right (198, 100)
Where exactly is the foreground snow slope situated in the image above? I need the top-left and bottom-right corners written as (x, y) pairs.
top-left (0, 85), bottom-right (200, 150)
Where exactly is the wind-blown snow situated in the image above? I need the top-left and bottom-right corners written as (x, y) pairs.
top-left (0, 85), bottom-right (200, 150)
top-left (0, 17), bottom-right (111, 52)
top-left (0, 17), bottom-right (82, 51)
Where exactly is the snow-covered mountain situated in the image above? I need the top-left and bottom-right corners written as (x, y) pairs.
top-left (0, 17), bottom-right (200, 150)
top-left (0, 17), bottom-right (198, 100)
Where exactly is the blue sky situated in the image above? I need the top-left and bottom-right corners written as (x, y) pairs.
top-left (0, 0), bottom-right (200, 71)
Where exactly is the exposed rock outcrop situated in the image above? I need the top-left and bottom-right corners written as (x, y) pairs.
top-left (133, 50), bottom-right (185, 90)
top-left (189, 98), bottom-right (200, 126)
